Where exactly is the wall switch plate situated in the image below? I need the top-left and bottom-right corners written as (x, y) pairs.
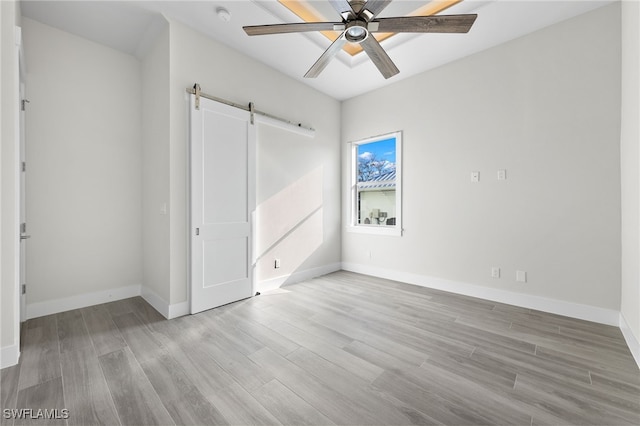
top-left (274, 258), bottom-right (281, 269)
top-left (160, 203), bottom-right (167, 215)
top-left (471, 171), bottom-right (480, 182)
top-left (491, 267), bottom-right (500, 278)
top-left (497, 169), bottom-right (506, 180)
top-left (516, 270), bottom-right (527, 283)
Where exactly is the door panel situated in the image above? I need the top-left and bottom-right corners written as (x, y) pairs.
top-left (202, 237), bottom-right (248, 288)
top-left (203, 110), bottom-right (248, 224)
top-left (190, 95), bottom-right (255, 314)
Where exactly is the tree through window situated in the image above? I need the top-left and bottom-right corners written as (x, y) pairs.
top-left (349, 132), bottom-right (402, 236)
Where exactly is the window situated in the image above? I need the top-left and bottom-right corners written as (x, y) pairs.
top-left (348, 131), bottom-right (402, 236)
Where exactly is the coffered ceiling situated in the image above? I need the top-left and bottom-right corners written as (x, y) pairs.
top-left (20, 0), bottom-right (613, 100)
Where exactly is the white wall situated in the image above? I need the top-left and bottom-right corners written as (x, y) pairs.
top-left (620, 0), bottom-right (640, 362)
top-left (1, 0), bottom-right (21, 366)
top-left (342, 4), bottom-right (622, 316)
top-left (22, 18), bottom-right (142, 312)
top-left (141, 22), bottom-right (171, 304)
top-left (167, 19), bottom-right (342, 304)
top-left (5, 13), bottom-right (342, 326)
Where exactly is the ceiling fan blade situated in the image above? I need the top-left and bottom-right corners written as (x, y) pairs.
top-left (304, 32), bottom-right (348, 78)
top-left (373, 14), bottom-right (478, 33)
top-left (361, 0), bottom-right (391, 19)
top-left (244, 22), bottom-right (345, 36)
top-left (360, 36), bottom-right (399, 79)
top-left (329, 0), bottom-right (355, 19)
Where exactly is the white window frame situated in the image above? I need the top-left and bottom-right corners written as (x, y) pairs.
top-left (347, 131), bottom-right (402, 237)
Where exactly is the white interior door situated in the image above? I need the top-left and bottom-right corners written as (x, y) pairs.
top-left (190, 95), bottom-right (256, 314)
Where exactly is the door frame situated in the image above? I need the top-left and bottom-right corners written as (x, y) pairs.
top-left (18, 24), bottom-right (27, 323)
top-left (19, 79), bottom-right (26, 323)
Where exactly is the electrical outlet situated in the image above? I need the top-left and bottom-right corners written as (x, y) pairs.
top-left (491, 267), bottom-right (500, 278)
top-left (516, 270), bottom-right (527, 283)
top-left (274, 258), bottom-right (281, 269)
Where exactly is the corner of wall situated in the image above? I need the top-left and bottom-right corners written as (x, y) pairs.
top-left (0, 344), bottom-right (20, 369)
top-left (140, 285), bottom-right (188, 320)
top-left (620, 312), bottom-right (640, 369)
top-left (620, 0), bottom-right (640, 360)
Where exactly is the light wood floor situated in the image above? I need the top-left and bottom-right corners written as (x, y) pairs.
top-left (2, 271), bottom-right (639, 425)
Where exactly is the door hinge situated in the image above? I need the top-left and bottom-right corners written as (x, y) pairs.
top-left (21, 99), bottom-right (30, 111)
top-left (195, 228), bottom-right (200, 236)
top-left (21, 223), bottom-right (26, 234)
top-left (21, 284), bottom-right (26, 295)
top-left (21, 162), bottom-right (26, 172)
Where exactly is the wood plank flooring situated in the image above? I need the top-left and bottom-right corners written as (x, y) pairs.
top-left (1, 271), bottom-right (639, 425)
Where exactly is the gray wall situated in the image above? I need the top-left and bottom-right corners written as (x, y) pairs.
top-left (15, 16), bottom-right (343, 318)
top-left (167, 19), bottom-right (342, 304)
top-left (1, 0), bottom-right (21, 358)
top-left (22, 18), bottom-right (143, 307)
top-left (141, 23), bottom-right (171, 303)
top-left (5, 1), bottom-right (634, 366)
top-left (620, 0), bottom-right (640, 352)
top-left (342, 4), bottom-right (622, 312)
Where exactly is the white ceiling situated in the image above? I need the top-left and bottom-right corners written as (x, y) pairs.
top-left (20, 0), bottom-right (613, 100)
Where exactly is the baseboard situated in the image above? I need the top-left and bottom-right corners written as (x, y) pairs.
top-left (619, 313), bottom-right (640, 369)
top-left (23, 282), bottom-right (187, 323)
top-left (168, 301), bottom-right (190, 319)
top-left (140, 286), bottom-right (188, 320)
top-left (0, 343), bottom-right (20, 369)
top-left (341, 263), bottom-right (620, 326)
top-left (258, 262), bottom-right (342, 293)
top-left (26, 284), bottom-right (141, 320)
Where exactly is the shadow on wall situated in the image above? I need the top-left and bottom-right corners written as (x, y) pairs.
top-left (255, 166), bottom-right (324, 286)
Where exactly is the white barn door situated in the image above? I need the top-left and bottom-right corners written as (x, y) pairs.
top-left (190, 95), bottom-right (256, 314)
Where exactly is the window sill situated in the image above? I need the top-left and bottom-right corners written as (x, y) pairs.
top-left (345, 225), bottom-right (402, 237)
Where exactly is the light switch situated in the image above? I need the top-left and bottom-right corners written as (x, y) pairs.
top-left (160, 203), bottom-right (167, 215)
top-left (497, 169), bottom-right (506, 180)
top-left (516, 270), bottom-right (527, 283)
top-left (471, 171), bottom-right (480, 183)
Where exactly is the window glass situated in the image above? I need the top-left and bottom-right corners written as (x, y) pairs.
top-left (350, 132), bottom-right (402, 236)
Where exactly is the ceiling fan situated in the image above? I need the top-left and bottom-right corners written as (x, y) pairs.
top-left (243, 0), bottom-right (477, 79)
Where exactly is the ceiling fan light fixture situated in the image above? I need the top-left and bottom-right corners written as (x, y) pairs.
top-left (345, 21), bottom-right (368, 43)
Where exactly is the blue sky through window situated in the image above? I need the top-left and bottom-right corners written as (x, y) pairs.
top-left (357, 137), bottom-right (396, 182)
